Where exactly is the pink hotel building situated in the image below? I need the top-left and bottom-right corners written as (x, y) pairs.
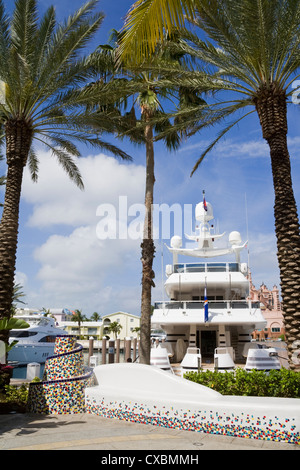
top-left (248, 272), bottom-right (285, 340)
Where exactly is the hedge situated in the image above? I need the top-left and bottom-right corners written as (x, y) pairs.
top-left (184, 368), bottom-right (300, 398)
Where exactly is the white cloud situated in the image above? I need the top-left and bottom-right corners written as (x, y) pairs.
top-left (179, 135), bottom-right (300, 162)
top-left (247, 232), bottom-right (280, 290)
top-left (20, 150), bottom-right (146, 314)
top-left (33, 225), bottom-right (142, 313)
top-left (22, 151), bottom-right (145, 227)
top-left (14, 271), bottom-right (28, 288)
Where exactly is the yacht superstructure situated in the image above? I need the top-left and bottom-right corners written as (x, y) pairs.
top-left (8, 312), bottom-right (68, 365)
top-left (151, 195), bottom-right (267, 370)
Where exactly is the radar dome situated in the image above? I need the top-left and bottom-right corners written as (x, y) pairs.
top-left (195, 201), bottom-right (214, 222)
top-left (170, 235), bottom-right (182, 249)
top-left (229, 231), bottom-right (242, 245)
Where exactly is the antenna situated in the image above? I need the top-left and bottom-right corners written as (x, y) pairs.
top-left (161, 240), bottom-right (165, 305)
top-left (245, 192), bottom-right (251, 293)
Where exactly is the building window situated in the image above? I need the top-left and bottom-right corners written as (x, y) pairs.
top-left (88, 328), bottom-right (97, 335)
top-left (271, 327), bottom-right (281, 333)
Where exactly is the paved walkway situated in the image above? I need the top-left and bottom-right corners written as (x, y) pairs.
top-left (0, 412), bottom-right (299, 451)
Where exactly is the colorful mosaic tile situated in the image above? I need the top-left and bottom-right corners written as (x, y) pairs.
top-left (85, 397), bottom-right (300, 445)
top-left (27, 335), bottom-right (94, 415)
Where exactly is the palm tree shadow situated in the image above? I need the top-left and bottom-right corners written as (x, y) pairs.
top-left (1, 413), bottom-right (87, 436)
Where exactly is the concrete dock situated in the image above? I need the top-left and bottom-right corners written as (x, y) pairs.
top-left (0, 412), bottom-right (299, 451)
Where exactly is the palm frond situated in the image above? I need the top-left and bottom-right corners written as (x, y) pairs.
top-left (118, 0), bottom-right (197, 64)
top-left (35, 137), bottom-right (84, 190)
top-left (190, 109), bottom-right (255, 175)
top-left (26, 2), bottom-right (104, 115)
top-left (10, 0), bottom-right (38, 64)
top-left (27, 147), bottom-right (39, 182)
top-left (0, 0), bottom-right (10, 81)
top-left (31, 6), bottom-right (56, 78)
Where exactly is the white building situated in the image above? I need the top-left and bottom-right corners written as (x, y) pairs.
top-left (101, 312), bottom-right (140, 340)
top-left (58, 311), bottom-right (140, 340)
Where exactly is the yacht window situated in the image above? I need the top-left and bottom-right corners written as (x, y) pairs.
top-left (38, 317), bottom-right (52, 327)
top-left (185, 264), bottom-right (205, 273)
top-left (174, 264), bottom-right (185, 273)
top-left (186, 302), bottom-right (203, 309)
top-left (38, 335), bottom-right (56, 343)
top-left (207, 264), bottom-right (226, 272)
top-left (228, 263), bottom-right (239, 272)
top-left (9, 331), bottom-right (38, 338)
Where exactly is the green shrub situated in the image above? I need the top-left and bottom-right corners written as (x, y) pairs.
top-left (184, 368), bottom-right (300, 398)
top-left (3, 384), bottom-right (29, 404)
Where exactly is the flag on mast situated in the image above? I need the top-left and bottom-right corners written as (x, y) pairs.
top-left (204, 278), bottom-right (209, 322)
top-left (203, 190), bottom-right (208, 212)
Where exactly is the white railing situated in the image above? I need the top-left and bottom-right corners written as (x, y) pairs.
top-left (173, 262), bottom-right (242, 274)
top-left (154, 300), bottom-right (260, 310)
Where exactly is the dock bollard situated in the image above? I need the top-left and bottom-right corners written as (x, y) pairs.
top-left (125, 338), bottom-right (131, 362)
top-left (116, 338), bottom-right (120, 363)
top-left (88, 337), bottom-right (94, 366)
top-left (102, 338), bottom-right (107, 364)
top-left (108, 340), bottom-right (115, 363)
top-left (132, 337), bottom-right (137, 362)
top-left (89, 355), bottom-right (98, 368)
top-left (26, 362), bottom-right (41, 380)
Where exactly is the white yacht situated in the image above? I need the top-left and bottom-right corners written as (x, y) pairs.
top-left (8, 312), bottom-right (68, 365)
top-left (151, 194), bottom-right (273, 373)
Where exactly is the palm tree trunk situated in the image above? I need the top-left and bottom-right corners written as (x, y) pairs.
top-left (255, 85), bottom-right (300, 369)
top-left (0, 119), bottom-right (32, 348)
top-left (139, 108), bottom-right (155, 365)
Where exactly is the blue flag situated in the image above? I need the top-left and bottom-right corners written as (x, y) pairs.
top-left (204, 283), bottom-right (208, 322)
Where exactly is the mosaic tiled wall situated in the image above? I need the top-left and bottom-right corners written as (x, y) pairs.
top-left (27, 335), bottom-right (94, 414)
top-left (85, 396), bottom-right (300, 445)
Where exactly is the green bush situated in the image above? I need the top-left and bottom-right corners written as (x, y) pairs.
top-left (2, 384), bottom-right (29, 404)
top-left (184, 368), bottom-right (300, 398)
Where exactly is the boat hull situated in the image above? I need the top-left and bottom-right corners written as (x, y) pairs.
top-left (8, 343), bottom-right (55, 365)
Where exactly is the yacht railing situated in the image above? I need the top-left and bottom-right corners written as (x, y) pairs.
top-left (174, 262), bottom-right (241, 273)
top-left (154, 300), bottom-right (260, 310)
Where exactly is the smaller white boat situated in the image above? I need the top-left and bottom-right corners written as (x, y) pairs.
top-left (8, 313), bottom-right (68, 365)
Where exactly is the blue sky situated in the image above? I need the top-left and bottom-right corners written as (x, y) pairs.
top-left (1, 0), bottom-right (300, 317)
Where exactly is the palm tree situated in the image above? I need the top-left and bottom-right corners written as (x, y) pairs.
top-left (72, 309), bottom-right (87, 337)
top-left (92, 32), bottom-right (187, 364)
top-left (106, 320), bottom-right (122, 340)
top-left (90, 311), bottom-right (101, 322)
top-left (0, 0), bottom-right (131, 347)
top-left (118, 0), bottom-right (198, 63)
top-left (0, 153), bottom-right (5, 206)
top-left (156, 0), bottom-right (300, 368)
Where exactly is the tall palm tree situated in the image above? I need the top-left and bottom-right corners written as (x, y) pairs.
top-left (93, 32), bottom-right (186, 364)
top-left (0, 153), bottom-right (5, 206)
top-left (0, 0), bottom-right (131, 348)
top-left (156, 0), bottom-right (300, 368)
